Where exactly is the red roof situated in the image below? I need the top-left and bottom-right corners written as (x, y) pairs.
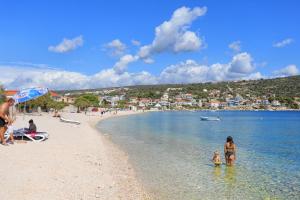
top-left (50, 91), bottom-right (60, 97)
top-left (4, 90), bottom-right (18, 96)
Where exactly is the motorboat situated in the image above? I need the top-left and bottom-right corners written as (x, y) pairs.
top-left (200, 116), bottom-right (221, 121)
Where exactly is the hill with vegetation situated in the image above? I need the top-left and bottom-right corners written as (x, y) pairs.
top-left (58, 75), bottom-right (300, 98)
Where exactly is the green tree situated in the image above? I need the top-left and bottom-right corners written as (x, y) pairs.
top-left (0, 85), bottom-right (5, 104)
top-left (23, 93), bottom-right (66, 112)
top-left (117, 100), bottom-right (127, 109)
top-left (74, 96), bottom-right (91, 112)
top-left (48, 101), bottom-right (66, 111)
top-left (100, 99), bottom-right (110, 108)
top-left (80, 94), bottom-right (99, 106)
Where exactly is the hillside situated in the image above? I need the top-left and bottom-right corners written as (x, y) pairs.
top-left (58, 75), bottom-right (300, 99)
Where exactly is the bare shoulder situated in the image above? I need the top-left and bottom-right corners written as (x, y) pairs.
top-left (0, 102), bottom-right (9, 113)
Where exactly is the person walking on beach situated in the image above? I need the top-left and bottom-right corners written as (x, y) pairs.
top-left (224, 136), bottom-right (236, 166)
top-left (0, 98), bottom-right (15, 145)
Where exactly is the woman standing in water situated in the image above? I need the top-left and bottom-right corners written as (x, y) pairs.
top-left (224, 136), bottom-right (236, 166)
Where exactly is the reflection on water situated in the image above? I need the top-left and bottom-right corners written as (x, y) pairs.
top-left (224, 166), bottom-right (236, 185)
top-left (213, 166), bottom-right (222, 179)
top-left (98, 111), bottom-right (300, 199)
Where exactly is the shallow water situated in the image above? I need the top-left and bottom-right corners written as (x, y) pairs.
top-left (97, 111), bottom-right (300, 200)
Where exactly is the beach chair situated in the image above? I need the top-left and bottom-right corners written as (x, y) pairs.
top-left (13, 128), bottom-right (49, 142)
top-left (4, 126), bottom-right (14, 143)
top-left (59, 117), bottom-right (81, 125)
top-left (4, 131), bottom-right (11, 142)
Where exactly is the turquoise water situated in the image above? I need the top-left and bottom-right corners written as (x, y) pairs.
top-left (97, 111), bottom-right (300, 200)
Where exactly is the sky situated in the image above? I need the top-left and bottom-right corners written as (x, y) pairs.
top-left (0, 0), bottom-right (299, 90)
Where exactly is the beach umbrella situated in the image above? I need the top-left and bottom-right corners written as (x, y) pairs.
top-left (13, 87), bottom-right (49, 104)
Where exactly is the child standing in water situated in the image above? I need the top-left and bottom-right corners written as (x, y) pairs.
top-left (212, 151), bottom-right (222, 166)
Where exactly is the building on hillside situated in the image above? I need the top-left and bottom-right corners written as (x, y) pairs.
top-left (161, 93), bottom-right (169, 101)
top-left (198, 100), bottom-right (203, 107)
top-left (261, 99), bottom-right (270, 105)
top-left (139, 98), bottom-right (152, 107)
top-left (129, 105), bottom-right (137, 111)
top-left (129, 97), bottom-right (138, 104)
top-left (235, 94), bottom-right (244, 102)
top-left (3, 90), bottom-right (18, 99)
top-left (60, 96), bottom-right (76, 104)
top-left (182, 93), bottom-right (193, 100)
top-left (50, 91), bottom-right (61, 102)
top-left (207, 100), bottom-right (221, 108)
top-left (271, 100), bottom-right (281, 107)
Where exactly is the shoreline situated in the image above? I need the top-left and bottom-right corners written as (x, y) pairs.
top-left (87, 110), bottom-right (152, 200)
top-left (0, 111), bottom-right (150, 200)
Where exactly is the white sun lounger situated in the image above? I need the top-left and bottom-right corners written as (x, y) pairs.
top-left (4, 126), bottom-right (14, 142)
top-left (59, 117), bottom-right (81, 125)
top-left (4, 132), bottom-right (11, 142)
top-left (13, 128), bottom-right (49, 142)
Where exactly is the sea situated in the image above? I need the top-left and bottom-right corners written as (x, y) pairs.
top-left (97, 111), bottom-right (300, 200)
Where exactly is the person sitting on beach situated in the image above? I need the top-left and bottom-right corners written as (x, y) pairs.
top-left (224, 136), bottom-right (236, 166)
top-left (212, 151), bottom-right (222, 166)
top-left (0, 98), bottom-right (15, 146)
top-left (28, 119), bottom-right (37, 133)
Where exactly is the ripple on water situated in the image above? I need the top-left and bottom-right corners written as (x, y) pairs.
top-left (98, 111), bottom-right (300, 200)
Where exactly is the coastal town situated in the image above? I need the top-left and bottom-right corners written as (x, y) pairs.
top-left (60, 86), bottom-right (299, 111)
top-left (2, 76), bottom-right (299, 112)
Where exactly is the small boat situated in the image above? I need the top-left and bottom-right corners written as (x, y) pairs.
top-left (200, 116), bottom-right (221, 121)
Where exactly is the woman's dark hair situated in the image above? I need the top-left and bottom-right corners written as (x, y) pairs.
top-left (227, 136), bottom-right (234, 144)
top-left (29, 119), bottom-right (33, 123)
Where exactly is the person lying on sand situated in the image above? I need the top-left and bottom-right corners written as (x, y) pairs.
top-left (0, 98), bottom-right (15, 146)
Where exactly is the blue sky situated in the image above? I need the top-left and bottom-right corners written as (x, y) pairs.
top-left (0, 0), bottom-right (299, 89)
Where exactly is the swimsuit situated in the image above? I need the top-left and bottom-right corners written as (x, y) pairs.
top-left (0, 117), bottom-right (7, 127)
top-left (225, 145), bottom-right (235, 159)
top-left (225, 151), bottom-right (234, 159)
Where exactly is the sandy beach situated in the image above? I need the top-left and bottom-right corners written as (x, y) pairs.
top-left (0, 111), bottom-right (149, 200)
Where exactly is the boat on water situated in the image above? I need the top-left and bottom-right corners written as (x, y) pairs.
top-left (200, 116), bottom-right (221, 121)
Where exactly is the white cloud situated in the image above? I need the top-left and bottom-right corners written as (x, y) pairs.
top-left (229, 52), bottom-right (254, 74)
top-left (138, 6), bottom-right (207, 61)
top-left (106, 39), bottom-right (127, 56)
top-left (0, 65), bottom-right (88, 90)
top-left (111, 6), bottom-right (207, 72)
top-left (113, 54), bottom-right (138, 74)
top-left (0, 53), bottom-right (262, 90)
top-left (143, 58), bottom-right (154, 64)
top-left (48, 35), bottom-right (83, 53)
top-left (159, 52), bottom-right (257, 83)
top-left (273, 38), bottom-right (294, 48)
top-left (90, 69), bottom-right (157, 88)
top-left (229, 41), bottom-right (241, 52)
top-left (273, 65), bottom-right (299, 77)
top-left (131, 40), bottom-right (141, 46)
top-left (246, 72), bottom-right (264, 80)
top-left (174, 31), bottom-right (201, 52)
top-left (0, 65), bottom-right (156, 90)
